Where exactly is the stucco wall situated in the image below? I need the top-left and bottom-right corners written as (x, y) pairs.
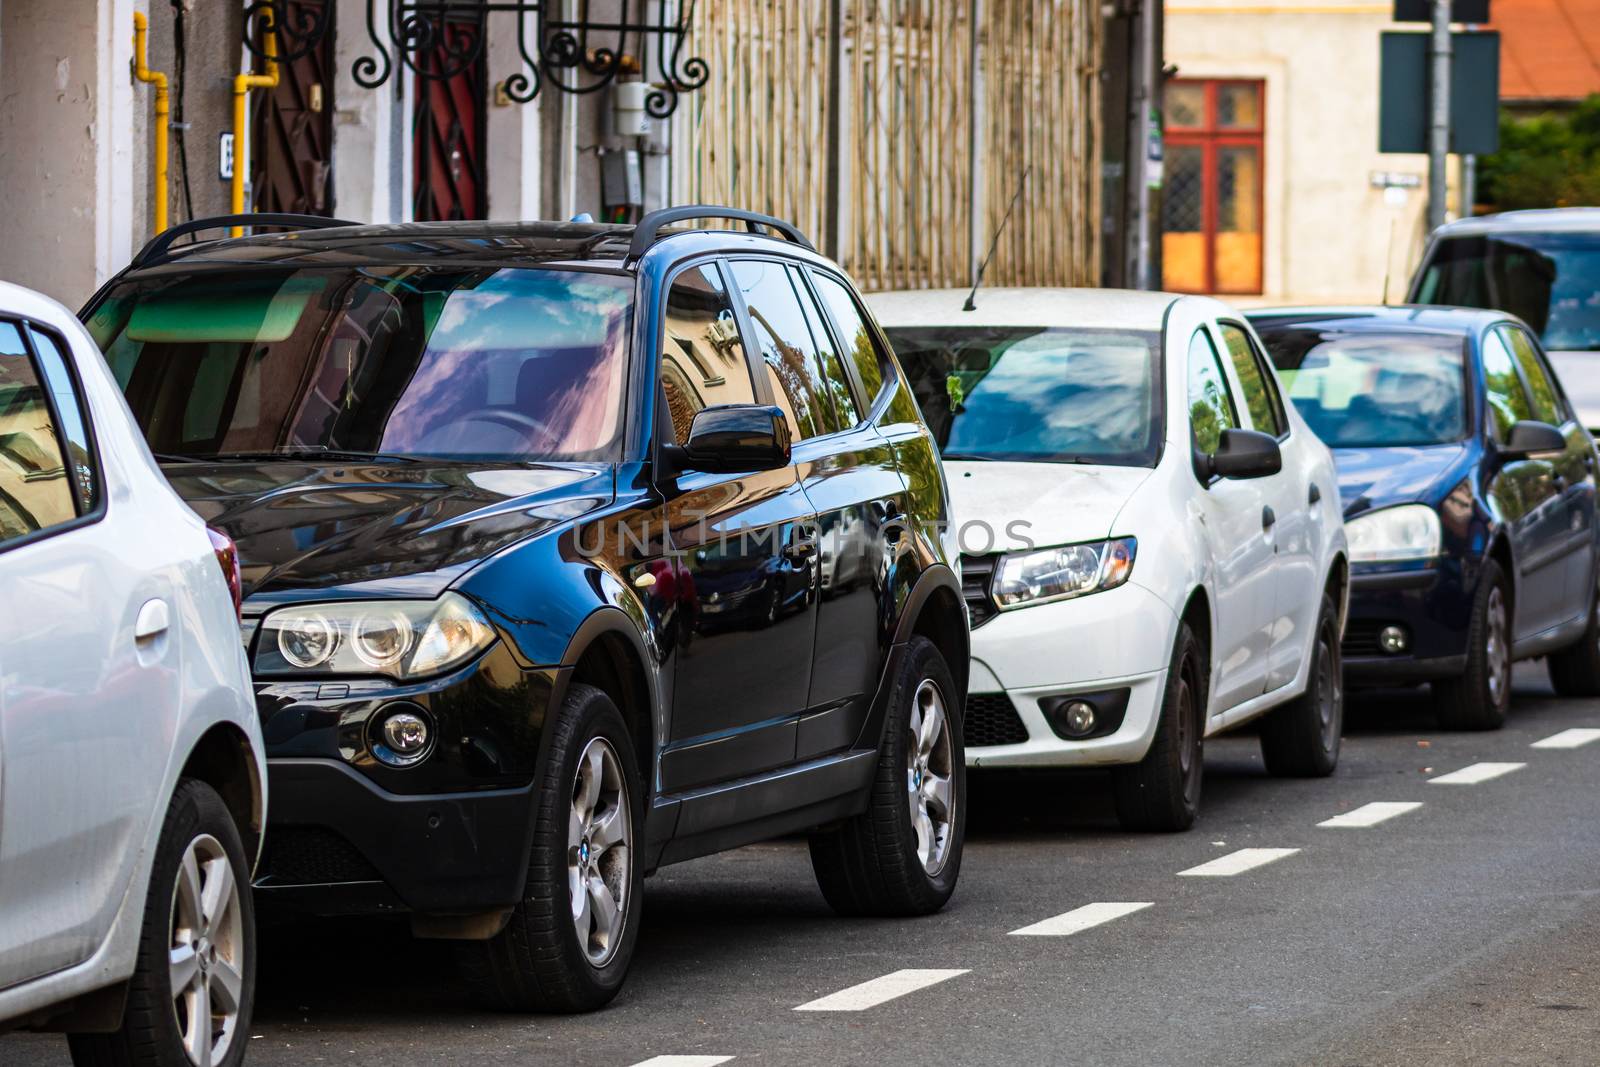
top-left (1166, 1), bottom-right (1452, 305)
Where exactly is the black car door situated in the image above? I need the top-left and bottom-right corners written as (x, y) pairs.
top-left (653, 260), bottom-right (817, 793)
top-left (1480, 327), bottom-right (1568, 638)
top-left (785, 266), bottom-right (910, 760)
top-left (1502, 322), bottom-right (1598, 622)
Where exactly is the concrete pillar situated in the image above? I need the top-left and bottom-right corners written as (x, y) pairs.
top-left (0, 0), bottom-right (135, 306)
top-left (332, 0), bottom-right (398, 224)
top-left (485, 10), bottom-right (543, 221)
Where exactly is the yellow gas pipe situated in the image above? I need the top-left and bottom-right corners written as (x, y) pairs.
top-left (131, 12), bottom-right (169, 234)
top-left (231, 9), bottom-right (279, 236)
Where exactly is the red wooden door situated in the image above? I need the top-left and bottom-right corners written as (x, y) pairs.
top-left (412, 20), bottom-right (487, 222)
top-left (1161, 79), bottom-right (1265, 295)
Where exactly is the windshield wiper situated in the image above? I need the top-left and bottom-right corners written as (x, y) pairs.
top-left (940, 452), bottom-right (996, 461)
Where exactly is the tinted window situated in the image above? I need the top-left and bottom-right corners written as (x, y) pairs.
top-left (1414, 232), bottom-right (1600, 352)
top-left (27, 326), bottom-right (98, 513)
top-left (1188, 329), bottom-right (1238, 455)
top-left (1218, 322), bottom-right (1285, 436)
top-left (886, 326), bottom-right (1162, 466)
top-left (1501, 325), bottom-right (1564, 425)
top-left (660, 263), bottom-right (756, 445)
top-left (0, 321), bottom-right (77, 544)
top-left (813, 273), bottom-right (885, 402)
top-left (88, 267), bottom-right (632, 461)
top-left (1266, 331), bottom-right (1467, 448)
top-left (729, 259), bottom-right (836, 441)
top-left (1480, 328), bottom-right (1534, 440)
top-left (794, 269), bottom-right (861, 428)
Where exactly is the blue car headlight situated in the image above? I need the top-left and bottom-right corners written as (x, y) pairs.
top-left (1347, 504), bottom-right (1441, 564)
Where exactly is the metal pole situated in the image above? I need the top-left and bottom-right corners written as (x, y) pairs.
top-left (1461, 153), bottom-right (1477, 217)
top-left (825, 0), bottom-right (844, 259)
top-left (1133, 0), bottom-right (1156, 290)
top-left (1427, 0), bottom-right (1452, 232)
top-left (968, 0), bottom-right (983, 289)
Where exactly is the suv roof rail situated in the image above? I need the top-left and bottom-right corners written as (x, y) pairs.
top-left (627, 206), bottom-right (814, 261)
top-left (132, 213), bottom-right (362, 268)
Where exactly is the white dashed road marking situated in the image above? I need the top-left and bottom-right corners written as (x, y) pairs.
top-left (1429, 762), bottom-right (1526, 784)
top-left (1009, 901), bottom-right (1153, 937)
top-left (1318, 802), bottom-right (1423, 828)
top-left (1531, 728), bottom-right (1600, 750)
top-left (629, 1058), bottom-right (734, 1067)
top-left (794, 969), bottom-right (969, 1012)
top-left (1177, 848), bottom-right (1300, 877)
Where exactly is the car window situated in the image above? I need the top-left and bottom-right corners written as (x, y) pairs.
top-left (1479, 328), bottom-right (1534, 441)
top-left (1413, 232), bottom-right (1600, 352)
top-left (815, 272), bottom-right (925, 427)
top-left (1188, 328), bottom-right (1239, 455)
top-left (729, 258), bottom-right (837, 441)
top-left (1218, 322), bottom-right (1286, 436)
top-left (793, 268), bottom-right (861, 428)
top-left (659, 263), bottom-right (757, 446)
top-left (88, 266), bottom-right (632, 462)
top-left (0, 320), bottom-right (79, 544)
top-left (26, 326), bottom-right (98, 514)
top-left (1501, 325), bottom-right (1564, 426)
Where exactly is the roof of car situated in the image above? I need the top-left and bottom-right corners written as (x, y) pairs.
top-left (865, 287), bottom-right (1182, 330)
top-left (1429, 207), bottom-right (1600, 237)
top-left (128, 218), bottom-right (822, 273)
top-left (1246, 304), bottom-right (1509, 335)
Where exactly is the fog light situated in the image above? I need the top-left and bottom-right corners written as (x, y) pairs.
top-left (1378, 625), bottom-right (1409, 654)
top-left (1061, 700), bottom-right (1097, 737)
top-left (374, 704), bottom-right (432, 767)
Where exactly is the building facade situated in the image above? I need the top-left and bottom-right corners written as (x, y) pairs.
top-left (1162, 0), bottom-right (1445, 304)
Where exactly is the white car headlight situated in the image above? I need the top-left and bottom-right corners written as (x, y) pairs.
top-left (992, 537), bottom-right (1137, 610)
top-left (1346, 504), bottom-right (1442, 564)
top-left (255, 592), bottom-right (497, 680)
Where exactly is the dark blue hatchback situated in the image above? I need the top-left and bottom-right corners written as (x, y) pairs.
top-left (1251, 306), bottom-right (1600, 729)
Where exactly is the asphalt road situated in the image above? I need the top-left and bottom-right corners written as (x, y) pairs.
top-left (9, 661), bottom-right (1600, 1066)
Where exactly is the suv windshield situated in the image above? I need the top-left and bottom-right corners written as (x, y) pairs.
top-left (85, 266), bottom-right (632, 462)
top-left (1260, 328), bottom-right (1468, 448)
top-left (1414, 231), bottom-right (1600, 351)
top-left (885, 326), bottom-right (1162, 466)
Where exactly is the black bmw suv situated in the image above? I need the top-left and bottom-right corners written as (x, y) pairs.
top-left (82, 208), bottom-right (969, 1011)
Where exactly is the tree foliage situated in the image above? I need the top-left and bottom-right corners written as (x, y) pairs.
top-left (1477, 95), bottom-right (1600, 211)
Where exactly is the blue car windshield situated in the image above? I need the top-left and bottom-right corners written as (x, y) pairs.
top-left (85, 266), bottom-right (633, 463)
top-left (885, 326), bottom-right (1162, 466)
top-left (1414, 231), bottom-right (1600, 352)
top-left (1268, 331), bottom-right (1468, 448)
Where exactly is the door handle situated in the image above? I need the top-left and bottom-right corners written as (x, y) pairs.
top-left (135, 598), bottom-right (170, 642)
top-left (1308, 483), bottom-right (1321, 506)
top-left (1262, 505), bottom-right (1276, 531)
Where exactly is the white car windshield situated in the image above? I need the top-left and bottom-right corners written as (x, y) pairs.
top-left (885, 326), bottom-right (1162, 466)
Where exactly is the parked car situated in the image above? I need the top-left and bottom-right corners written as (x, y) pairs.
top-left (870, 288), bottom-right (1349, 832)
top-left (0, 282), bottom-right (265, 1066)
top-left (79, 208), bottom-right (970, 1013)
top-left (1251, 306), bottom-right (1600, 728)
top-left (1409, 208), bottom-right (1600, 430)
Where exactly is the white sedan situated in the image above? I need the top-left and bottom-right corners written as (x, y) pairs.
top-left (0, 281), bottom-right (266, 1066)
top-left (870, 288), bottom-right (1349, 831)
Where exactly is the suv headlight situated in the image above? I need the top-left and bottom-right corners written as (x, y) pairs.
top-left (1347, 504), bottom-right (1441, 564)
top-left (255, 592), bottom-right (497, 680)
top-left (993, 537), bottom-right (1137, 610)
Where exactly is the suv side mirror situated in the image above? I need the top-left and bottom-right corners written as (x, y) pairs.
top-left (669, 404), bottom-right (792, 474)
top-left (1501, 419), bottom-right (1566, 459)
top-left (1201, 428), bottom-right (1283, 481)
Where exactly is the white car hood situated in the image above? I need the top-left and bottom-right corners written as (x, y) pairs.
top-left (945, 460), bottom-right (1153, 552)
top-left (1546, 350), bottom-right (1600, 430)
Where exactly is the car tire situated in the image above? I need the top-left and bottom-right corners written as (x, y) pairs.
top-left (460, 683), bottom-right (643, 1013)
top-left (1258, 593), bottom-right (1344, 777)
top-left (68, 779), bottom-right (256, 1067)
top-left (1112, 622), bottom-right (1204, 832)
top-left (1434, 558), bottom-right (1513, 730)
top-left (1548, 568), bottom-right (1600, 697)
top-left (808, 636), bottom-right (965, 917)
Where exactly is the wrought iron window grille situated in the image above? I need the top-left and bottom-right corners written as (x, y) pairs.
top-left (243, 0), bottom-right (708, 117)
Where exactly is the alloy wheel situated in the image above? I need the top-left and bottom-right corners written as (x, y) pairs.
top-left (1176, 672), bottom-right (1202, 804)
top-left (568, 736), bottom-right (632, 967)
top-left (906, 678), bottom-right (956, 877)
top-left (1317, 622), bottom-right (1342, 750)
top-left (1486, 584), bottom-right (1510, 707)
top-left (168, 833), bottom-right (244, 1067)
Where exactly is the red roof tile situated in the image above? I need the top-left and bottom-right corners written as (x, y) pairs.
top-left (1489, 0), bottom-right (1600, 100)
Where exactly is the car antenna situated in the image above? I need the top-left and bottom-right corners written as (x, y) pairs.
top-left (963, 165), bottom-right (1032, 312)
